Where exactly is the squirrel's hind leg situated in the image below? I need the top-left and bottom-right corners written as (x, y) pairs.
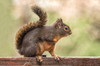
top-left (21, 43), bottom-right (37, 57)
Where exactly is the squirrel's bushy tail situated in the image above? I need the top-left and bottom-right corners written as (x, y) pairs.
top-left (15, 6), bottom-right (47, 50)
top-left (31, 6), bottom-right (47, 26)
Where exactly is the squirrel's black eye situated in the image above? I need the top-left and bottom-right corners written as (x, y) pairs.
top-left (65, 27), bottom-right (68, 30)
top-left (64, 26), bottom-right (68, 31)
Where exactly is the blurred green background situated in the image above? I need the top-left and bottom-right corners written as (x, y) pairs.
top-left (0, 0), bottom-right (100, 57)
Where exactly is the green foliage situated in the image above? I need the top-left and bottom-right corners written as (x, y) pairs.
top-left (0, 0), bottom-right (18, 57)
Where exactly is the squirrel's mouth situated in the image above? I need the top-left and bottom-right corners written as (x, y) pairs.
top-left (65, 31), bottom-right (72, 36)
top-left (69, 31), bottom-right (72, 35)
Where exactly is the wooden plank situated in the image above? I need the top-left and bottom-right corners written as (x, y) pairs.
top-left (0, 57), bottom-right (100, 66)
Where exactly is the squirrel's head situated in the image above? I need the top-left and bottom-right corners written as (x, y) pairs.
top-left (54, 18), bottom-right (72, 37)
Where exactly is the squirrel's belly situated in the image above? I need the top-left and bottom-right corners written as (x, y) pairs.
top-left (36, 41), bottom-right (54, 55)
top-left (43, 41), bottom-right (54, 51)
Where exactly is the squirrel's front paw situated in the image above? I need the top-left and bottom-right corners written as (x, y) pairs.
top-left (54, 56), bottom-right (61, 61)
top-left (36, 56), bottom-right (43, 63)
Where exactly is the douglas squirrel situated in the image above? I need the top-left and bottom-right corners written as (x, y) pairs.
top-left (15, 6), bottom-right (72, 62)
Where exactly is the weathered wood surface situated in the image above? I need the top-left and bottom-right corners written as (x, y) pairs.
top-left (0, 57), bottom-right (100, 66)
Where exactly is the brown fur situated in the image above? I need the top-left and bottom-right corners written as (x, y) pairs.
top-left (36, 36), bottom-right (61, 56)
top-left (15, 6), bottom-right (47, 49)
top-left (16, 22), bottom-right (38, 49)
top-left (36, 41), bottom-right (55, 56)
top-left (15, 6), bottom-right (72, 62)
top-left (31, 6), bottom-right (47, 26)
top-left (35, 36), bottom-right (62, 56)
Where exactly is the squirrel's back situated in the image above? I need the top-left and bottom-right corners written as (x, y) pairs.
top-left (15, 6), bottom-right (47, 50)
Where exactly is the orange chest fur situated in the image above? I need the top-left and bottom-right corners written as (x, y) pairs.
top-left (37, 36), bottom-right (61, 53)
top-left (43, 41), bottom-right (55, 51)
top-left (38, 41), bottom-right (55, 51)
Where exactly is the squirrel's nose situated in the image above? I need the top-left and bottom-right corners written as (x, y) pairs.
top-left (69, 31), bottom-right (72, 35)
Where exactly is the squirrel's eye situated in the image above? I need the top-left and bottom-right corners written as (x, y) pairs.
top-left (65, 27), bottom-right (68, 30)
top-left (64, 27), bottom-right (68, 31)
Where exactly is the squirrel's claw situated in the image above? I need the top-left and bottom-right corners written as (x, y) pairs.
top-left (36, 56), bottom-right (43, 63)
top-left (54, 56), bottom-right (61, 62)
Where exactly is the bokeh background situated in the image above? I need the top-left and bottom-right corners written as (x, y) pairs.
top-left (0, 0), bottom-right (100, 57)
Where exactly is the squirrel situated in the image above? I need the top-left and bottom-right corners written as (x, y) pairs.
top-left (15, 6), bottom-right (72, 62)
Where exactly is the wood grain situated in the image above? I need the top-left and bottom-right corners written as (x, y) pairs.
top-left (0, 57), bottom-right (100, 66)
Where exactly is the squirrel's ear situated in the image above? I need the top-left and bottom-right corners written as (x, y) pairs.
top-left (54, 18), bottom-right (63, 28)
